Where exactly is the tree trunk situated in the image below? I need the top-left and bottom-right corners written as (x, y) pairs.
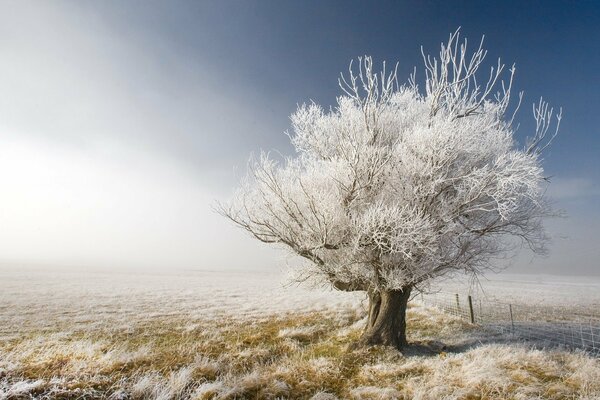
top-left (359, 286), bottom-right (412, 349)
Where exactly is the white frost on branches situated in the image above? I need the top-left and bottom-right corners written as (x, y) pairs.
top-left (220, 30), bottom-right (561, 293)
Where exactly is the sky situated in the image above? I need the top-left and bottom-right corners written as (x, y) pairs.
top-left (0, 1), bottom-right (598, 275)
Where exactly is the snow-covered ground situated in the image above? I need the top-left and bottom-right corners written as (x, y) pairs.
top-left (425, 272), bottom-right (600, 325)
top-left (434, 272), bottom-right (600, 308)
top-left (2, 267), bottom-right (600, 339)
top-left (0, 267), bottom-right (362, 339)
top-left (2, 267), bottom-right (600, 399)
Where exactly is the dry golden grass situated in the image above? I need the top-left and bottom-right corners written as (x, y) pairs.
top-left (2, 302), bottom-right (600, 400)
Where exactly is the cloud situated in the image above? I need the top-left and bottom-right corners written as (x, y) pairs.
top-left (0, 2), bottom-right (597, 276)
top-left (0, 136), bottom-right (283, 270)
top-left (0, 2), bottom-right (291, 183)
top-left (0, 2), bottom-right (287, 271)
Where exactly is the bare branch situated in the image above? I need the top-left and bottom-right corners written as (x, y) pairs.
top-left (222, 30), bottom-right (561, 293)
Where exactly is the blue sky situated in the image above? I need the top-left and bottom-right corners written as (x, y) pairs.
top-left (0, 1), bottom-right (598, 274)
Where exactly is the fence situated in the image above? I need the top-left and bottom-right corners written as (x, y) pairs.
top-left (419, 291), bottom-right (600, 356)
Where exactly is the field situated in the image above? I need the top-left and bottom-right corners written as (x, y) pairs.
top-left (1, 268), bottom-right (600, 399)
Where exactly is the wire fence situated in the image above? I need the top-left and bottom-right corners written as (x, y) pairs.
top-left (419, 291), bottom-right (600, 356)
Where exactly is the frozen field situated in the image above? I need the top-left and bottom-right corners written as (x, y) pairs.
top-left (1, 267), bottom-right (600, 399)
top-left (434, 272), bottom-right (600, 309)
top-left (427, 272), bottom-right (600, 326)
top-left (0, 268), bottom-right (362, 340)
top-left (3, 268), bottom-right (599, 333)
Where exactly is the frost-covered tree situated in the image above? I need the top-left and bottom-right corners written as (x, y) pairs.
top-left (220, 31), bottom-right (561, 349)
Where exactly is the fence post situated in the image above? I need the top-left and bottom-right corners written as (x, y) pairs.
top-left (455, 293), bottom-right (460, 316)
top-left (509, 304), bottom-right (515, 334)
top-left (467, 295), bottom-right (475, 324)
top-left (591, 320), bottom-right (596, 353)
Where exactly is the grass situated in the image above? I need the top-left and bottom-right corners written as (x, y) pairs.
top-left (1, 269), bottom-right (599, 399)
top-left (2, 302), bottom-right (600, 400)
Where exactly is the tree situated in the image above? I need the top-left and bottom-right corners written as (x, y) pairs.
top-left (219, 31), bottom-right (561, 349)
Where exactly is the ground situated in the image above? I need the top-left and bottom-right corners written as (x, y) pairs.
top-left (1, 268), bottom-right (600, 399)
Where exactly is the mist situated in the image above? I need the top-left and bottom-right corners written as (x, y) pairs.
top-left (0, 1), bottom-right (598, 275)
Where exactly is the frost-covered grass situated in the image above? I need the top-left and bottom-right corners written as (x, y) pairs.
top-left (434, 272), bottom-right (600, 310)
top-left (1, 268), bottom-right (600, 399)
top-left (430, 272), bottom-right (600, 324)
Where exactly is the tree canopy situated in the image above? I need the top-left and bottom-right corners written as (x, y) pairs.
top-left (222, 31), bottom-right (561, 295)
top-left (221, 31), bottom-right (561, 348)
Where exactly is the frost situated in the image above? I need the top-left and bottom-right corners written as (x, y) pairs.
top-left (2, 379), bottom-right (45, 397)
top-left (350, 386), bottom-right (403, 399)
top-left (221, 30), bottom-right (561, 294)
top-left (1, 269), bottom-right (600, 399)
